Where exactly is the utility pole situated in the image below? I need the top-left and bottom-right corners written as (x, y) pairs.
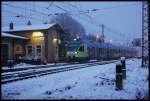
top-left (100, 24), bottom-right (105, 43)
top-left (141, 1), bottom-right (149, 67)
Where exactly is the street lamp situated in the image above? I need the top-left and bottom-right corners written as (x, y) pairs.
top-left (53, 38), bottom-right (57, 43)
top-left (73, 38), bottom-right (77, 41)
top-left (53, 38), bottom-right (60, 64)
top-left (96, 34), bottom-right (100, 42)
top-left (76, 35), bottom-right (80, 39)
top-left (110, 39), bottom-right (113, 43)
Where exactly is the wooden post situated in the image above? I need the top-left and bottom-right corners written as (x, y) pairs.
top-left (116, 62), bottom-right (123, 90)
top-left (121, 57), bottom-right (126, 79)
top-left (8, 60), bottom-right (14, 69)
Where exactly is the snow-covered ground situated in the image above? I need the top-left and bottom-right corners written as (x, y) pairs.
top-left (2, 62), bottom-right (68, 70)
top-left (1, 58), bottom-right (149, 100)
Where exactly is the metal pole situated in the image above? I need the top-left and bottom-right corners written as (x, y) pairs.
top-left (101, 24), bottom-right (104, 43)
top-left (141, 1), bottom-right (148, 67)
top-left (141, 2), bottom-right (144, 67)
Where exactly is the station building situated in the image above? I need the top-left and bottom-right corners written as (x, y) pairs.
top-left (1, 23), bottom-right (67, 65)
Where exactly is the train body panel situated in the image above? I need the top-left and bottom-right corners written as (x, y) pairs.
top-left (65, 39), bottom-right (136, 62)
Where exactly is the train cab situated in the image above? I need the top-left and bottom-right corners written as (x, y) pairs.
top-left (66, 41), bottom-right (88, 61)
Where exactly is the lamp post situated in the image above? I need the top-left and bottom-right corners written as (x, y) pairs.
top-left (96, 34), bottom-right (99, 42)
top-left (53, 38), bottom-right (59, 64)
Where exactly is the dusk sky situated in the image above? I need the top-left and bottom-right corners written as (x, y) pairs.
top-left (2, 1), bottom-right (142, 45)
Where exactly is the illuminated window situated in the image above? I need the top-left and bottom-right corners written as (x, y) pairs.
top-left (32, 32), bottom-right (43, 38)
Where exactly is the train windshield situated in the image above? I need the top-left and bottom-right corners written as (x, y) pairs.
top-left (67, 45), bottom-right (79, 51)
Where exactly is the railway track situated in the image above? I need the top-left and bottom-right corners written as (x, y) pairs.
top-left (2, 63), bottom-right (70, 73)
top-left (2, 60), bottom-right (103, 73)
top-left (2, 60), bottom-right (118, 84)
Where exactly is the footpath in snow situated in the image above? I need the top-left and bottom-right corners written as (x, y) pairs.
top-left (1, 58), bottom-right (149, 100)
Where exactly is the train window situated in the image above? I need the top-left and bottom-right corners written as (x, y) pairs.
top-left (78, 45), bottom-right (84, 52)
top-left (68, 46), bottom-right (78, 51)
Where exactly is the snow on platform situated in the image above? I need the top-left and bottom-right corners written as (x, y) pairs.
top-left (1, 58), bottom-right (149, 100)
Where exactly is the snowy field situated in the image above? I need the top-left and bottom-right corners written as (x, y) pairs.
top-left (1, 58), bottom-right (149, 100)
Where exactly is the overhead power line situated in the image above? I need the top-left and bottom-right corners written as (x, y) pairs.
top-left (2, 2), bottom-right (140, 44)
top-left (3, 2), bottom-right (139, 17)
top-left (63, 2), bottom-right (93, 23)
top-left (104, 25), bottom-right (129, 39)
top-left (3, 3), bottom-right (49, 16)
top-left (46, 2), bottom-right (53, 9)
top-left (54, 4), bottom-right (70, 13)
top-left (3, 9), bottom-right (44, 22)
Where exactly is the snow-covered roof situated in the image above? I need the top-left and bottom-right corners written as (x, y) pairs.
top-left (1, 32), bottom-right (29, 39)
top-left (2, 23), bottom-right (57, 32)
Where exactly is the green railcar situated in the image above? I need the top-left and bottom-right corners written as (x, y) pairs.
top-left (66, 42), bottom-right (89, 61)
top-left (65, 39), bottom-right (136, 62)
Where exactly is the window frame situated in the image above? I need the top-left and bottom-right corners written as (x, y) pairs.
top-left (78, 45), bottom-right (84, 52)
top-left (35, 45), bottom-right (42, 57)
top-left (26, 45), bottom-right (34, 56)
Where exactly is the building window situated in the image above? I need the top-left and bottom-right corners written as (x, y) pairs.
top-left (32, 32), bottom-right (44, 40)
top-left (35, 45), bottom-right (42, 56)
top-left (26, 45), bottom-right (42, 57)
top-left (16, 46), bottom-right (20, 52)
top-left (15, 45), bottom-right (22, 54)
top-left (32, 32), bottom-right (43, 38)
top-left (27, 45), bottom-right (33, 55)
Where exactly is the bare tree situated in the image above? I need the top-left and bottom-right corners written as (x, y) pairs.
top-left (50, 13), bottom-right (86, 40)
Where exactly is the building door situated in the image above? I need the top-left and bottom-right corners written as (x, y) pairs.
top-left (58, 44), bottom-right (66, 61)
top-left (1, 43), bottom-right (9, 66)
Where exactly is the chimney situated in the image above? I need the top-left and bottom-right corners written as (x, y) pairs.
top-left (9, 22), bottom-right (13, 30)
top-left (27, 20), bottom-right (32, 25)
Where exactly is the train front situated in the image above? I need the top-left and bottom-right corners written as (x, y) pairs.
top-left (66, 43), bottom-right (79, 61)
